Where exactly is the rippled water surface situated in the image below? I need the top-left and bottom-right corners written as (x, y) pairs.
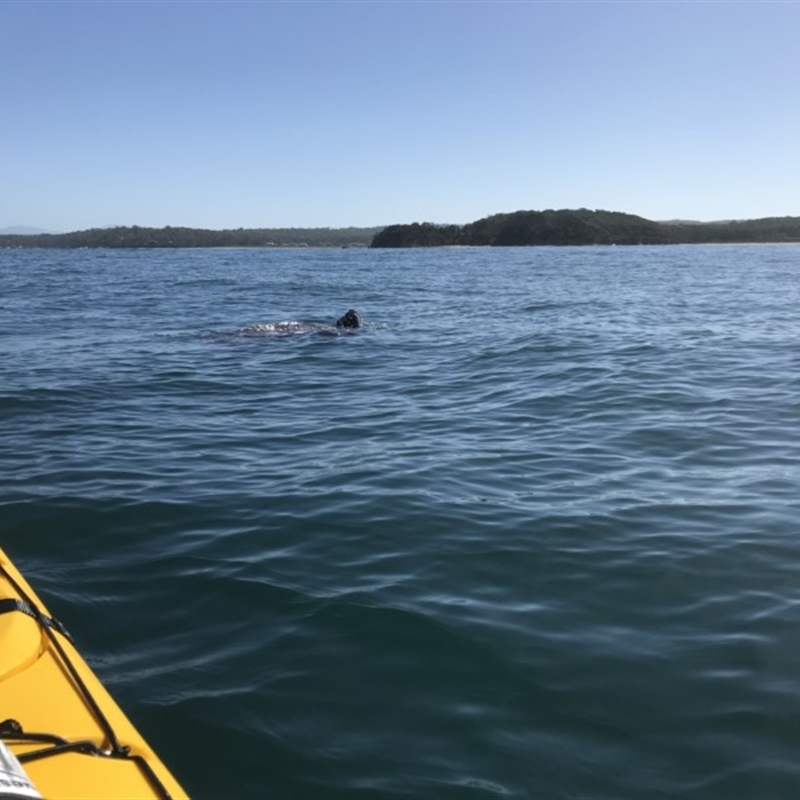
top-left (2, 245), bottom-right (800, 798)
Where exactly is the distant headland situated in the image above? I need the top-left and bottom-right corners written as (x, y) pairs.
top-left (1, 210), bottom-right (800, 249)
top-left (370, 209), bottom-right (800, 248)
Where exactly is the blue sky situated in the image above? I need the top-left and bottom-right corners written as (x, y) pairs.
top-left (2, 1), bottom-right (799, 231)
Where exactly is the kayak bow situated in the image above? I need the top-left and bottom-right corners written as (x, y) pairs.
top-left (0, 545), bottom-right (188, 800)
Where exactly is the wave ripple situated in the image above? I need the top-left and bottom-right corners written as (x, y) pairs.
top-left (3, 245), bottom-right (800, 798)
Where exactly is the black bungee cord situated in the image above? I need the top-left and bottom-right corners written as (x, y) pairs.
top-left (0, 561), bottom-right (173, 800)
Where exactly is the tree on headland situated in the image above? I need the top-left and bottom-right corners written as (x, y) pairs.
top-left (370, 222), bottom-right (468, 248)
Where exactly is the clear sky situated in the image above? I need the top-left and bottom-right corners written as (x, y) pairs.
top-left (2, 1), bottom-right (799, 231)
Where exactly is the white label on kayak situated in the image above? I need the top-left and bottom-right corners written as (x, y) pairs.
top-left (0, 742), bottom-right (42, 800)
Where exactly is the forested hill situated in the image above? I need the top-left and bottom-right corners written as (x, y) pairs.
top-left (0, 225), bottom-right (382, 249)
top-left (370, 209), bottom-right (800, 247)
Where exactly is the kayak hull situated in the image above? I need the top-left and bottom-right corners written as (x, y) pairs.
top-left (0, 545), bottom-right (188, 800)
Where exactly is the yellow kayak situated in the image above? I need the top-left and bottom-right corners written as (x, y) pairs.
top-left (0, 545), bottom-right (188, 800)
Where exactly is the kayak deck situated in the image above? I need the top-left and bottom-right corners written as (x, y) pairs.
top-left (0, 545), bottom-right (188, 799)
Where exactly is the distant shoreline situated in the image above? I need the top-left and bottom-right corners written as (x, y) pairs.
top-left (0, 225), bottom-right (382, 250)
top-left (1, 209), bottom-right (800, 249)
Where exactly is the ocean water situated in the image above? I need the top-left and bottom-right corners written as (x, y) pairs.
top-left (2, 244), bottom-right (800, 798)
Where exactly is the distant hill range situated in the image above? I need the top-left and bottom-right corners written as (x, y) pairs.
top-left (370, 209), bottom-right (800, 248)
top-left (0, 226), bottom-right (56, 236)
top-left (2, 211), bottom-right (800, 249)
top-left (0, 225), bottom-right (383, 249)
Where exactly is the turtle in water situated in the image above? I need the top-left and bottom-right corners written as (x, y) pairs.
top-left (231, 309), bottom-right (364, 338)
top-left (335, 309), bottom-right (362, 329)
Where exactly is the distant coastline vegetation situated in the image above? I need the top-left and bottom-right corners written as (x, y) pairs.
top-left (2, 209), bottom-right (800, 249)
top-left (370, 209), bottom-right (800, 248)
top-left (0, 225), bottom-right (383, 249)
